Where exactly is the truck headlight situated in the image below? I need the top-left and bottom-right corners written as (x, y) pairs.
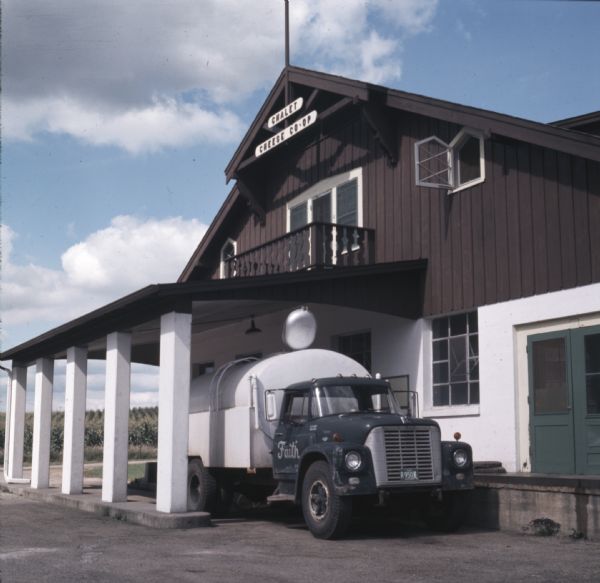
top-left (453, 448), bottom-right (469, 468)
top-left (345, 451), bottom-right (363, 471)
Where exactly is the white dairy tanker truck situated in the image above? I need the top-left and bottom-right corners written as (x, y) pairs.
top-left (186, 308), bottom-right (473, 539)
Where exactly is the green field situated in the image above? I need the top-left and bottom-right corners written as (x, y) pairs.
top-left (0, 407), bottom-right (158, 465)
top-left (83, 462), bottom-right (148, 482)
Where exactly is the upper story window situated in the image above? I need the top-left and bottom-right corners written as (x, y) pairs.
top-left (287, 168), bottom-right (363, 232)
top-left (432, 311), bottom-right (479, 407)
top-left (219, 238), bottom-right (237, 278)
top-left (415, 128), bottom-right (485, 193)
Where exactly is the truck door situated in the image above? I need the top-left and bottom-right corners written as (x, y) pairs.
top-left (272, 389), bottom-right (315, 479)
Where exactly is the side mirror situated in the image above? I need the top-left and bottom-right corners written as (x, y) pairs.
top-left (265, 391), bottom-right (278, 421)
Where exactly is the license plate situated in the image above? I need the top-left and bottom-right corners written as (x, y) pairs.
top-left (399, 469), bottom-right (418, 480)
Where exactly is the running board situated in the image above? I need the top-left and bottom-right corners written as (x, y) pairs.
top-left (267, 493), bottom-right (295, 505)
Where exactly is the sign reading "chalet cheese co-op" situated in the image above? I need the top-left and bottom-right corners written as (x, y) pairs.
top-left (255, 107), bottom-right (318, 158)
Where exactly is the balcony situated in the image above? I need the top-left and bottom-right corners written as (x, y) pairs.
top-left (223, 222), bottom-right (375, 278)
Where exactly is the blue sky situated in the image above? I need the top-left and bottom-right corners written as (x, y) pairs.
top-left (2, 0), bottom-right (599, 410)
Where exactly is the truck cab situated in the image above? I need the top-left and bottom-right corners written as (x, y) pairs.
top-left (271, 377), bottom-right (473, 538)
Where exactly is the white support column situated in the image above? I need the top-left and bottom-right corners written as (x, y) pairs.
top-left (4, 371), bottom-right (13, 472)
top-left (102, 332), bottom-right (131, 503)
top-left (62, 346), bottom-right (88, 495)
top-left (156, 311), bottom-right (191, 513)
top-left (7, 366), bottom-right (27, 479)
top-left (31, 358), bottom-right (54, 489)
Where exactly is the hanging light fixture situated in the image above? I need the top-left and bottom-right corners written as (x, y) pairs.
top-left (245, 315), bottom-right (262, 334)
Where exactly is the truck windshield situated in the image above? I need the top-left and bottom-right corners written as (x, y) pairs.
top-left (313, 384), bottom-right (399, 417)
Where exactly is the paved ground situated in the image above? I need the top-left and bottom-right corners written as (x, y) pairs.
top-left (2, 492), bottom-right (600, 583)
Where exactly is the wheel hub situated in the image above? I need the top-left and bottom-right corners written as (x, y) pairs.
top-left (308, 479), bottom-right (329, 521)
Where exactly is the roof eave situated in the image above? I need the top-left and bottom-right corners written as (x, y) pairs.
top-left (224, 67), bottom-right (289, 182)
top-left (177, 184), bottom-right (241, 283)
top-left (1, 260), bottom-right (427, 364)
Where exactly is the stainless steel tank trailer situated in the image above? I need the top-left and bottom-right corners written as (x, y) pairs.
top-left (187, 307), bottom-right (474, 539)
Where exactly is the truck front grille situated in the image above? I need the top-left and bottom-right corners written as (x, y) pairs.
top-left (365, 426), bottom-right (442, 487)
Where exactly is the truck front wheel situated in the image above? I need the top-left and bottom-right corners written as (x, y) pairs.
top-left (187, 458), bottom-right (217, 512)
top-left (301, 461), bottom-right (352, 539)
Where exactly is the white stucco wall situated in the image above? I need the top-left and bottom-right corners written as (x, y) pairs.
top-left (430, 283), bottom-right (600, 472)
top-left (190, 304), bottom-right (423, 393)
top-left (188, 285), bottom-right (600, 473)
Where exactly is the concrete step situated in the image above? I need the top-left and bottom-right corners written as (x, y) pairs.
top-left (468, 473), bottom-right (600, 540)
top-left (0, 478), bottom-right (210, 529)
top-left (474, 461), bottom-right (507, 474)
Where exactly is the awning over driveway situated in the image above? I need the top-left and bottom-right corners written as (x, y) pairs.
top-left (1, 260), bottom-right (426, 366)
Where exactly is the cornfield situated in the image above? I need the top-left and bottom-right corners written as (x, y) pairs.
top-left (0, 407), bottom-right (159, 465)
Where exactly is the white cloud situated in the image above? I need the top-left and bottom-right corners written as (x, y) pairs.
top-left (3, 0), bottom-right (439, 153)
top-left (1, 216), bottom-right (207, 334)
top-left (456, 19), bottom-right (473, 43)
top-left (371, 0), bottom-right (439, 34)
top-left (3, 96), bottom-right (244, 154)
top-left (358, 31), bottom-right (401, 85)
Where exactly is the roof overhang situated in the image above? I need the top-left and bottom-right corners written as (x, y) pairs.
top-left (551, 110), bottom-right (600, 131)
top-left (225, 66), bottom-right (600, 183)
top-left (2, 260), bottom-right (426, 366)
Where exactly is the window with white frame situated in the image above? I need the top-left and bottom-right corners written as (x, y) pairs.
top-left (415, 128), bottom-right (485, 193)
top-left (287, 168), bottom-right (362, 231)
top-left (219, 238), bottom-right (237, 279)
top-left (431, 312), bottom-right (479, 406)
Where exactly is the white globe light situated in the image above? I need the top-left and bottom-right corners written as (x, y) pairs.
top-left (282, 307), bottom-right (317, 350)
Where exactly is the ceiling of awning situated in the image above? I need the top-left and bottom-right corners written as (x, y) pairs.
top-left (1, 260), bottom-right (426, 366)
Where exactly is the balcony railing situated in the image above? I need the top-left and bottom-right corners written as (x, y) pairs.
top-left (223, 222), bottom-right (375, 278)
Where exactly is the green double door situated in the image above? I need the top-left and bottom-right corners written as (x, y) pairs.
top-left (528, 325), bottom-right (600, 475)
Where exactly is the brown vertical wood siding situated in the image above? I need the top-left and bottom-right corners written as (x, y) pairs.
top-left (208, 110), bottom-right (600, 318)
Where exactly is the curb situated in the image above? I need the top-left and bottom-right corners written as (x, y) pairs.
top-left (0, 481), bottom-right (211, 529)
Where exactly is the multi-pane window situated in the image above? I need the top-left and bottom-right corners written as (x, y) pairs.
top-left (288, 174), bottom-right (360, 231)
top-left (335, 331), bottom-right (372, 372)
top-left (415, 128), bottom-right (485, 193)
top-left (456, 134), bottom-right (482, 185)
top-left (432, 312), bottom-right (479, 406)
top-left (336, 180), bottom-right (358, 225)
top-left (585, 333), bottom-right (600, 415)
top-left (289, 203), bottom-right (309, 231)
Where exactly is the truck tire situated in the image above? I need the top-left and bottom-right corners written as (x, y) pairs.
top-left (301, 461), bottom-right (352, 539)
top-left (187, 458), bottom-right (217, 512)
top-left (212, 483), bottom-right (234, 517)
top-left (422, 491), bottom-right (470, 532)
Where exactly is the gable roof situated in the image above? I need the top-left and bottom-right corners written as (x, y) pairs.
top-left (226, 65), bottom-right (600, 182)
top-left (551, 111), bottom-right (600, 136)
top-left (181, 65), bottom-right (600, 283)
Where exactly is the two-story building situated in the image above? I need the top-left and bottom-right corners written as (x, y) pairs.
top-left (3, 66), bottom-right (600, 514)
